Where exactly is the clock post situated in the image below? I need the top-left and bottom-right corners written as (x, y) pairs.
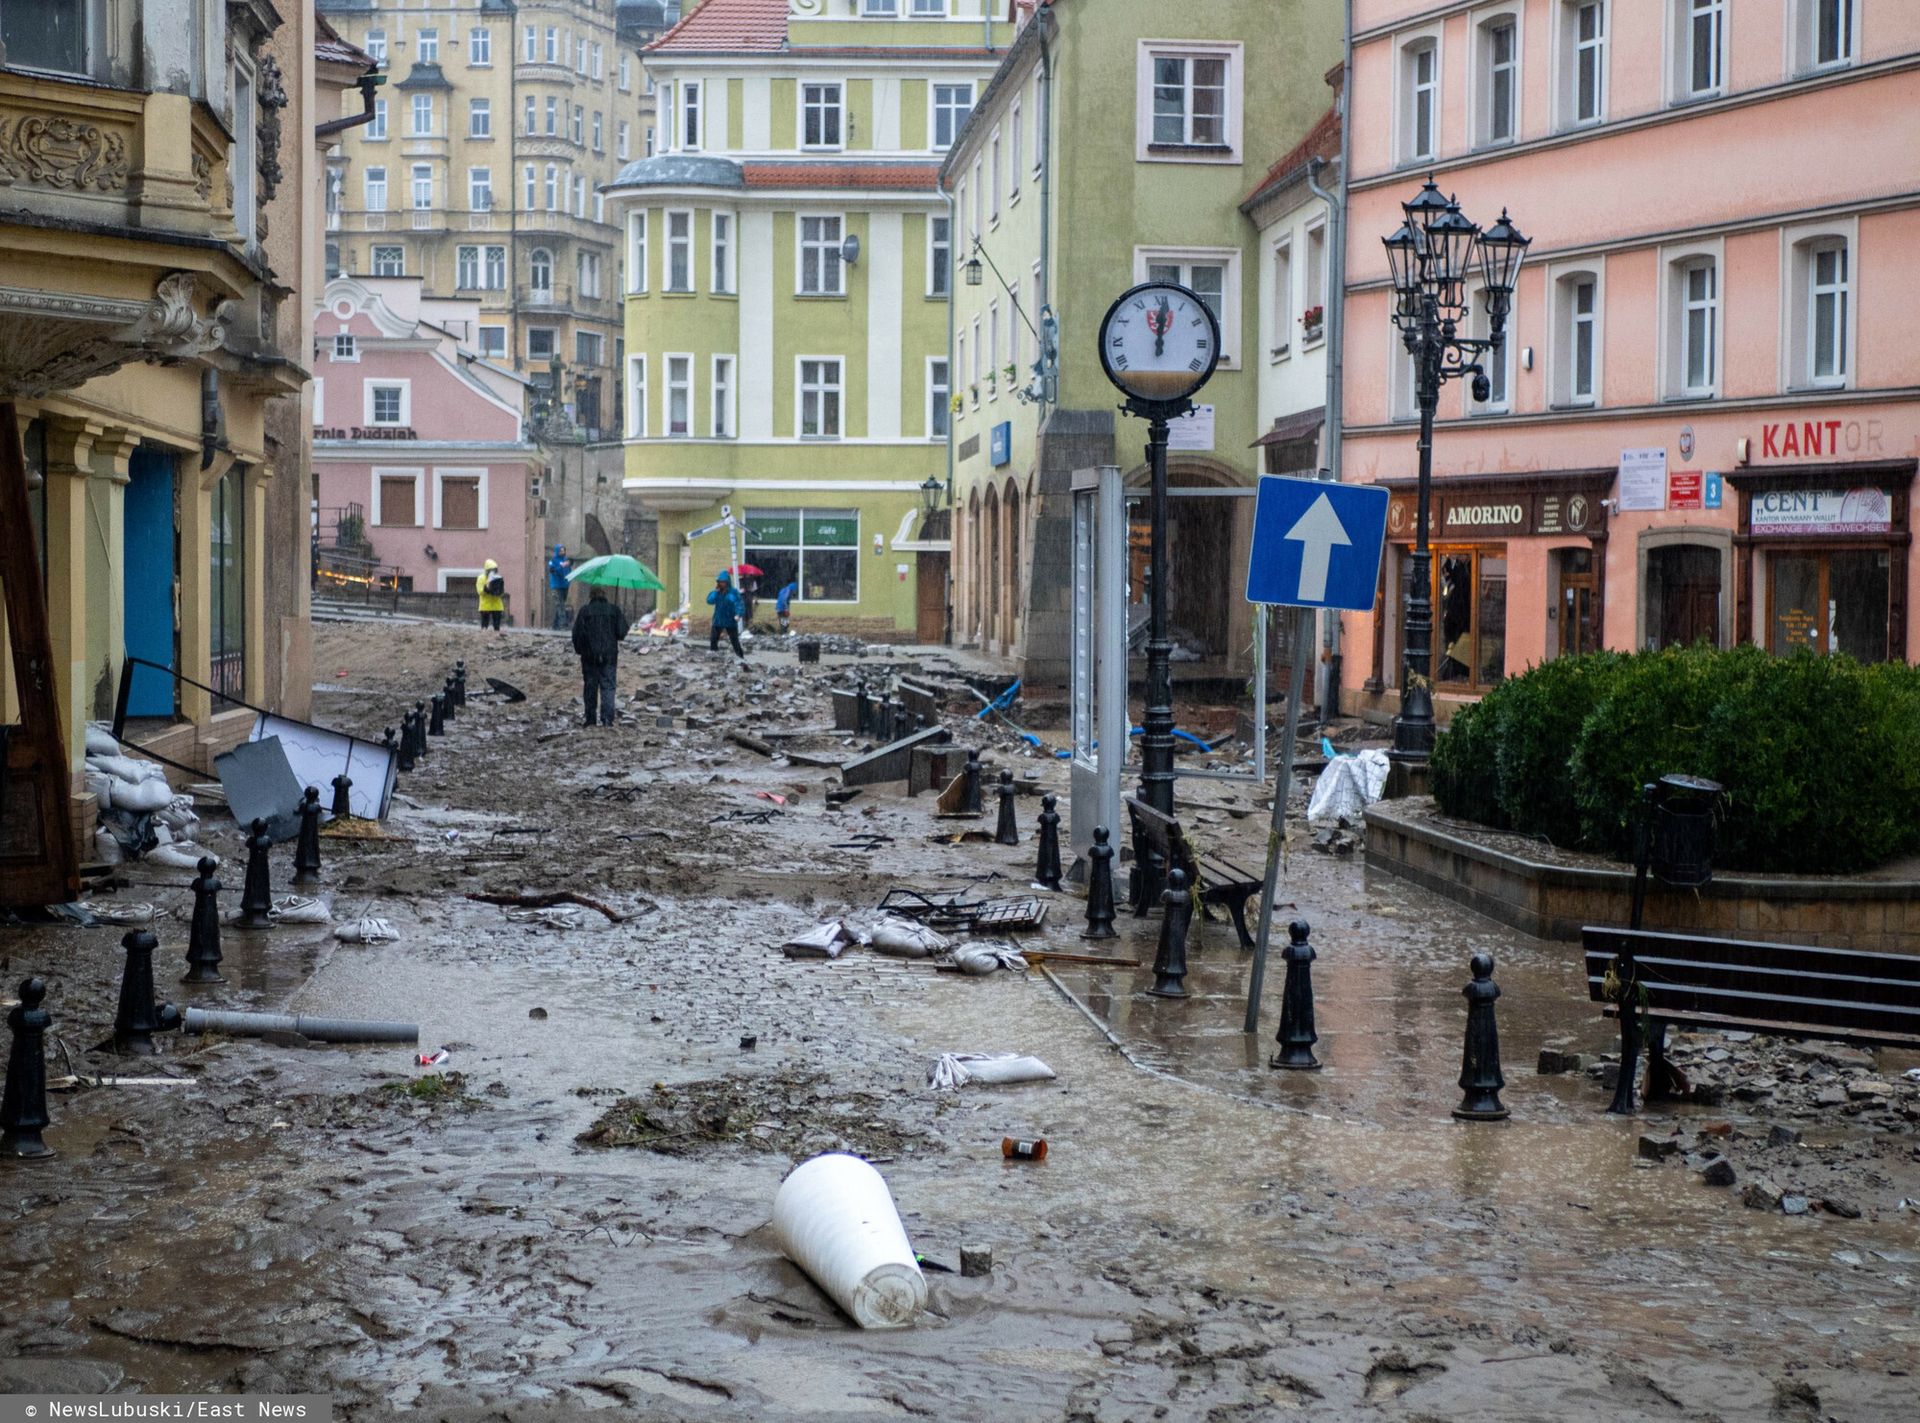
top-left (1097, 282), bottom-right (1222, 864)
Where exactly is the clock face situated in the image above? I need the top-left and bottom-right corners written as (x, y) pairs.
top-left (1098, 281), bottom-right (1221, 405)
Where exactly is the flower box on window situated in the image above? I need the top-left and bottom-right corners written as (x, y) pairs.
top-left (1301, 304), bottom-right (1325, 341)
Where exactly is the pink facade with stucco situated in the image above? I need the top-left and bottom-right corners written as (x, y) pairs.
top-left (311, 278), bottom-right (546, 622)
top-left (1338, 0), bottom-right (1920, 723)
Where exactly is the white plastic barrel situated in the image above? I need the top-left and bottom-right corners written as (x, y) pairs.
top-left (772, 1153), bottom-right (926, 1329)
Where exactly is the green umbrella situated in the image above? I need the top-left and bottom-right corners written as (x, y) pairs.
top-left (567, 554), bottom-right (665, 591)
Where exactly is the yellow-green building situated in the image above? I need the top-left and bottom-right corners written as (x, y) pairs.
top-left (607, 0), bottom-right (1011, 639)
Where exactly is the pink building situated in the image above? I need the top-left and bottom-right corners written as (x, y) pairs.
top-left (1339, 0), bottom-right (1920, 724)
top-left (312, 277), bottom-right (546, 622)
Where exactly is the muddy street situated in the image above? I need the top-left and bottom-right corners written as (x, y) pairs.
top-left (4, 620), bottom-right (1918, 1421)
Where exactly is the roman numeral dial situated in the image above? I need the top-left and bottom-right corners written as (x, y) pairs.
top-left (1098, 281), bottom-right (1221, 406)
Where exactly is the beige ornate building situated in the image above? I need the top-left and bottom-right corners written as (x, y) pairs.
top-left (318, 0), bottom-right (676, 437)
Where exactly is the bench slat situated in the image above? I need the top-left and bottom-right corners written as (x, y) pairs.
top-left (1596, 1003), bottom-right (1920, 1051)
top-left (1583, 954), bottom-right (1920, 1005)
top-left (1587, 974), bottom-right (1920, 1034)
top-left (1585, 927), bottom-right (1920, 983)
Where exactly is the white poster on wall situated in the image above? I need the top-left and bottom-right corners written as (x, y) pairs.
top-left (1618, 447), bottom-right (1668, 512)
top-left (1168, 404), bottom-right (1215, 452)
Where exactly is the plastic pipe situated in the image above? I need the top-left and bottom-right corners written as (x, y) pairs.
top-left (772, 1154), bottom-right (926, 1329)
top-left (182, 1008), bottom-right (419, 1044)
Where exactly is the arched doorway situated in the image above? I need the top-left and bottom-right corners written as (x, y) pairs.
top-left (984, 485), bottom-right (1001, 651)
top-left (965, 487), bottom-right (982, 644)
top-left (1001, 480), bottom-right (1021, 650)
top-left (1121, 457), bottom-right (1247, 663)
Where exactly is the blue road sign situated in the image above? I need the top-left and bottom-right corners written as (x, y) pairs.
top-left (1244, 475), bottom-right (1389, 611)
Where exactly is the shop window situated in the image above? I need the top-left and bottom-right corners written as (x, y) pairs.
top-left (1402, 547), bottom-right (1506, 691)
top-left (746, 508), bottom-right (860, 604)
top-left (210, 467), bottom-right (246, 707)
top-left (1768, 550), bottom-right (1889, 660)
top-left (1645, 543), bottom-right (1722, 649)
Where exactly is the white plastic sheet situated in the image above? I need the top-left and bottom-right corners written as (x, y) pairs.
top-left (1306, 748), bottom-right (1391, 826)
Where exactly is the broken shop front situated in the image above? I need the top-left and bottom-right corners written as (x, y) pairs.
top-left (1732, 460), bottom-right (1915, 662)
top-left (1355, 470), bottom-right (1613, 726)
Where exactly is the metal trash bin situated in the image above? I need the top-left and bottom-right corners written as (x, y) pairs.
top-left (797, 639), bottom-right (821, 664)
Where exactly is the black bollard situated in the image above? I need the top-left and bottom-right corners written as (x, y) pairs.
top-left (330, 773), bottom-right (353, 820)
top-left (876, 692), bottom-right (893, 741)
top-left (112, 929), bottom-right (178, 1055)
top-left (893, 703), bottom-right (910, 742)
top-left (292, 787), bottom-right (323, 887)
top-left (994, 770), bottom-right (1019, 846)
top-left (412, 701), bottom-right (429, 758)
top-left (1083, 826), bottom-right (1118, 940)
top-left (963, 751), bottom-right (984, 815)
top-left (182, 855), bottom-right (225, 984)
top-left (453, 661), bottom-right (467, 707)
top-left (854, 680), bottom-right (870, 736)
top-left (0, 978), bottom-right (55, 1159)
top-left (1270, 921), bottom-right (1321, 1070)
top-left (1148, 869), bottom-right (1192, 999)
top-left (428, 692), bottom-right (446, 737)
top-left (396, 714), bottom-right (416, 773)
top-left (381, 726), bottom-right (397, 755)
top-left (442, 677), bottom-right (459, 720)
top-left (1454, 953), bottom-right (1510, 1121)
top-left (1034, 794), bottom-right (1063, 890)
top-left (236, 817), bottom-right (275, 929)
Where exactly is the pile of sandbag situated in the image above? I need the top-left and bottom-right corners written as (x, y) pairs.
top-left (84, 724), bottom-right (215, 869)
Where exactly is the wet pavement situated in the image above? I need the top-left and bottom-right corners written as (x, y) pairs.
top-left (2, 619), bottom-right (1917, 1420)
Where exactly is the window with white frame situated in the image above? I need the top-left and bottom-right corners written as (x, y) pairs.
top-left (592, 43), bottom-right (603, 80)
top-left (666, 211), bottom-right (693, 291)
top-left (970, 158), bottom-right (982, 235)
top-left (543, 164), bottom-right (557, 210)
top-left (646, 126), bottom-right (655, 156)
top-left (469, 98), bottom-right (491, 138)
top-left (574, 173), bottom-right (586, 217)
top-left (571, 105), bottom-right (583, 144)
top-left (712, 212), bottom-right (734, 294)
top-left (484, 245), bottom-right (505, 290)
top-left (987, 303), bottom-right (1000, 396)
top-left (593, 112), bottom-right (603, 151)
top-left (1145, 46), bottom-right (1234, 150)
top-left (712, 355), bottom-right (736, 437)
top-left (1477, 14), bottom-right (1519, 147)
top-left (333, 332), bottom-right (358, 362)
top-left (1666, 252), bottom-right (1720, 397)
top-left (1269, 238), bottom-right (1293, 359)
top-left (913, 0), bottom-right (945, 14)
top-left (523, 26), bottom-right (536, 62)
top-left (864, 0), bottom-right (897, 14)
top-left (417, 29), bottom-right (438, 63)
top-left (929, 358), bottom-right (950, 438)
top-left (628, 211), bottom-right (647, 293)
top-left (480, 326), bottom-right (506, 358)
top-left (369, 99), bottom-right (387, 140)
top-left (527, 327), bottom-right (555, 360)
top-left (1790, 235), bottom-right (1851, 388)
top-left (578, 251), bottom-right (603, 299)
top-left (372, 243), bottom-right (403, 275)
top-left (799, 359), bottom-right (843, 438)
top-left (523, 94), bottom-right (537, 134)
top-left (411, 94), bottom-right (433, 136)
top-left (1009, 104), bottom-right (1022, 198)
top-left (989, 129), bottom-right (1001, 219)
top-left (1794, 0), bottom-right (1856, 73)
top-left (626, 355), bottom-right (647, 437)
top-left (457, 245), bottom-right (482, 288)
top-left (803, 82), bottom-right (844, 149)
top-left (681, 81), bottom-right (701, 150)
top-left (933, 83), bottom-right (973, 150)
top-left (1400, 37), bottom-right (1439, 163)
top-left (1673, 0), bottom-right (1725, 102)
top-left (618, 121), bottom-right (630, 159)
top-left (232, 59), bottom-right (256, 244)
top-left (799, 214), bottom-right (845, 295)
top-left (1559, 1), bottom-right (1607, 128)
top-left (368, 30), bottom-right (387, 64)
top-left (1468, 287), bottom-right (1513, 413)
top-left (546, 95), bottom-right (558, 133)
top-left (929, 214), bottom-right (950, 297)
top-left (746, 509), bottom-right (860, 603)
top-left (523, 163), bottom-right (536, 209)
top-left (619, 55), bottom-right (631, 91)
top-left (1303, 221), bottom-right (1327, 342)
top-left (577, 332), bottom-right (603, 368)
top-left (470, 26), bottom-right (491, 65)
top-left (375, 470), bottom-right (420, 527)
top-left (958, 325), bottom-right (970, 401)
top-left (434, 470), bottom-right (484, 531)
top-left (1139, 249), bottom-right (1240, 363)
top-left (468, 167), bottom-right (491, 211)
top-left (666, 354), bottom-right (692, 436)
top-left (544, 26), bottom-right (557, 63)
top-left (530, 247), bottom-right (553, 297)
top-left (1031, 72), bottom-right (1044, 167)
top-left (410, 164), bottom-right (433, 210)
top-left (1553, 269), bottom-right (1600, 406)
top-left (369, 382), bottom-right (408, 426)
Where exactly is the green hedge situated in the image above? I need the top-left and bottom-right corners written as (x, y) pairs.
top-left (1431, 646), bottom-right (1920, 874)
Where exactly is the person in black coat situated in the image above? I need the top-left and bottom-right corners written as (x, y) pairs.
top-left (570, 586), bottom-right (631, 726)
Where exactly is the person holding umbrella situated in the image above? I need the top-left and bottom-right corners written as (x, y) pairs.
top-left (707, 571), bottom-right (746, 660)
top-left (735, 563), bottom-right (763, 627)
top-left (566, 554), bottom-right (666, 723)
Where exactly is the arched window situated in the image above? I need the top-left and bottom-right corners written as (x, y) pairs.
top-left (529, 247), bottom-right (553, 297)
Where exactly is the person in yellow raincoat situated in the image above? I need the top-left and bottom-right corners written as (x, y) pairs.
top-left (476, 558), bottom-right (506, 631)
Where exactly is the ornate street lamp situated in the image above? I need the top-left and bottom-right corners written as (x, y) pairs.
top-left (1383, 179), bottom-right (1529, 764)
top-left (919, 473), bottom-right (944, 515)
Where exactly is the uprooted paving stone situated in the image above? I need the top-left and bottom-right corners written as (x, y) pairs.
top-left (576, 1073), bottom-right (942, 1161)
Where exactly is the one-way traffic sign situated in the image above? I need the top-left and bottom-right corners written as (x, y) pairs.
top-left (1244, 475), bottom-right (1389, 611)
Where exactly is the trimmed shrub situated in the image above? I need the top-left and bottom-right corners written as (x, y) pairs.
top-left (1432, 695), bottom-right (1506, 829)
top-left (1490, 650), bottom-right (1626, 846)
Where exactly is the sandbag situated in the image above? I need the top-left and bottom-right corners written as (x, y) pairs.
top-left (868, 915), bottom-right (949, 958)
top-left (927, 1052), bottom-right (1055, 1091)
top-left (84, 771), bottom-right (113, 812)
top-left (334, 917), bottom-right (400, 944)
top-left (942, 941), bottom-right (1028, 976)
top-left (90, 753), bottom-right (165, 786)
top-left (84, 724), bottom-right (119, 758)
top-left (93, 828), bottom-right (125, 865)
top-left (147, 842), bottom-right (211, 870)
top-left (108, 776), bottom-right (174, 813)
top-left (772, 1154), bottom-right (925, 1329)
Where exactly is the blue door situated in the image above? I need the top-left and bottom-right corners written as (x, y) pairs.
top-left (122, 446), bottom-right (176, 716)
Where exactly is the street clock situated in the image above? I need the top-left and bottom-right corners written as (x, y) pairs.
top-left (1097, 281), bottom-right (1221, 411)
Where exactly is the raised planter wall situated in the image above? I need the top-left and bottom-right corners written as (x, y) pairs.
top-left (1364, 798), bottom-right (1920, 954)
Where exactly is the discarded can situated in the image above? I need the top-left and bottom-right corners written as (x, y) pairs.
top-left (1001, 1136), bottom-right (1048, 1162)
top-left (416, 1047), bottom-right (450, 1067)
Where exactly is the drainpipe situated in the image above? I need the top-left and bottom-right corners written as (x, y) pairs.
top-left (1036, 17), bottom-right (1053, 404)
top-left (1305, 9), bottom-right (1352, 723)
top-left (315, 71), bottom-right (382, 140)
top-left (942, 181), bottom-right (960, 644)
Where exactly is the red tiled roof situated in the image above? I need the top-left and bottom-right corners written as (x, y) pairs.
top-left (1243, 107), bottom-right (1341, 209)
top-left (648, 0), bottom-right (790, 54)
top-left (742, 162), bottom-right (941, 190)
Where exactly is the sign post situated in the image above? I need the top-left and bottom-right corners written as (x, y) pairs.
top-left (1241, 476), bottom-right (1389, 1035)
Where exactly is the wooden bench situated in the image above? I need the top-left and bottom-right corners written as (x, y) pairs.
top-left (1583, 926), bottom-right (1920, 1109)
top-left (1125, 795), bottom-right (1265, 949)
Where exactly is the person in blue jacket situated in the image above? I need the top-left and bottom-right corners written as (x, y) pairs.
top-left (775, 579), bottom-right (800, 635)
top-left (546, 544), bottom-right (574, 629)
top-left (706, 571), bottom-right (746, 659)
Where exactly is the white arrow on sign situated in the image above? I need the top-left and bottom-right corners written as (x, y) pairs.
top-left (1283, 493), bottom-right (1353, 602)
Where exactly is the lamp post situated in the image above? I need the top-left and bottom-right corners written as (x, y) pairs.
top-left (919, 473), bottom-right (944, 515)
top-left (1382, 179), bottom-right (1529, 763)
